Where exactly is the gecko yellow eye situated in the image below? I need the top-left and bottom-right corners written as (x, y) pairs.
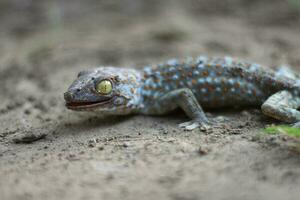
top-left (96, 80), bottom-right (112, 95)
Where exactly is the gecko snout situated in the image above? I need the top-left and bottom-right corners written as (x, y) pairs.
top-left (64, 91), bottom-right (74, 102)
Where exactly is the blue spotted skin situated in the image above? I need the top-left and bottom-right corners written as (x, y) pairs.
top-left (139, 57), bottom-right (296, 112)
top-left (64, 56), bottom-right (300, 130)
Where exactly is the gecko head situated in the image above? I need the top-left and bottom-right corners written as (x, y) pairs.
top-left (64, 67), bottom-right (142, 114)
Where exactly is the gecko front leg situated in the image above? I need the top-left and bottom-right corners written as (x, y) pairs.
top-left (151, 88), bottom-right (211, 131)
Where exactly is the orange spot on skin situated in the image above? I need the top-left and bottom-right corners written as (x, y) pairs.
top-left (221, 78), bottom-right (226, 84)
top-left (234, 82), bottom-right (240, 89)
top-left (208, 85), bottom-right (215, 92)
top-left (147, 85), bottom-right (154, 90)
top-left (165, 71), bottom-right (172, 77)
top-left (223, 87), bottom-right (229, 94)
top-left (154, 78), bottom-right (160, 83)
top-left (192, 79), bottom-right (197, 85)
top-left (203, 83), bottom-right (210, 88)
top-left (143, 85), bottom-right (147, 90)
top-left (202, 71), bottom-right (209, 77)
top-left (165, 77), bottom-right (171, 82)
top-left (241, 88), bottom-right (247, 94)
top-left (152, 65), bottom-right (158, 71)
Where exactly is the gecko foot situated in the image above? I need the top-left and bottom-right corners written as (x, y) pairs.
top-left (179, 120), bottom-right (211, 131)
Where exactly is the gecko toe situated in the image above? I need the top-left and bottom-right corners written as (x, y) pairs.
top-left (179, 121), bottom-right (193, 128)
top-left (179, 120), bottom-right (211, 131)
top-left (185, 123), bottom-right (200, 131)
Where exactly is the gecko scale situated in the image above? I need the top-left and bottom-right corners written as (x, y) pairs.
top-left (64, 56), bottom-right (300, 130)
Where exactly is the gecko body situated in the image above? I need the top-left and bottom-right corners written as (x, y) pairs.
top-left (64, 56), bottom-right (300, 130)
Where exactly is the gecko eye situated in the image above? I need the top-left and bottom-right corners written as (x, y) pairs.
top-left (96, 80), bottom-right (113, 95)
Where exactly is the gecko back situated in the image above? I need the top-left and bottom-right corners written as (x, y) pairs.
top-left (140, 56), bottom-right (297, 111)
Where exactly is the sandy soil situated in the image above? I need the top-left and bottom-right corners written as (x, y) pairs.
top-left (1, 0), bottom-right (300, 200)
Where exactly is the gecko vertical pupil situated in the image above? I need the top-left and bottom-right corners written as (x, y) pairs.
top-left (96, 80), bottom-right (112, 94)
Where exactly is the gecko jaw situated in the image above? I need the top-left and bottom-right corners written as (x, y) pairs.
top-left (65, 99), bottom-right (112, 110)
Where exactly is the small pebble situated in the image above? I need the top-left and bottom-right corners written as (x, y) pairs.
top-left (98, 146), bottom-right (104, 151)
top-left (88, 143), bottom-right (96, 148)
top-left (88, 138), bottom-right (97, 148)
top-left (122, 142), bottom-right (129, 148)
top-left (24, 109), bottom-right (31, 115)
top-left (198, 146), bottom-right (209, 155)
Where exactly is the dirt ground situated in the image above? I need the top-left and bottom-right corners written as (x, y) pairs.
top-left (1, 0), bottom-right (300, 200)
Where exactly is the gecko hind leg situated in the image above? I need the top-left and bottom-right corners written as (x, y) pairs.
top-left (153, 88), bottom-right (211, 131)
top-left (261, 90), bottom-right (300, 126)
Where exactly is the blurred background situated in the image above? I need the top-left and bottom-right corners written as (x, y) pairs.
top-left (1, 1), bottom-right (300, 200)
top-left (0, 0), bottom-right (300, 101)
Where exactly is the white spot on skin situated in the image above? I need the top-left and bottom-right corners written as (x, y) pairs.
top-left (196, 56), bottom-right (207, 64)
top-left (247, 89), bottom-right (252, 95)
top-left (206, 77), bottom-right (212, 83)
top-left (214, 77), bottom-right (221, 84)
top-left (249, 63), bottom-right (261, 72)
top-left (193, 71), bottom-right (199, 76)
top-left (201, 88), bottom-right (207, 93)
top-left (150, 82), bottom-right (157, 89)
top-left (209, 71), bottom-right (216, 77)
top-left (144, 66), bottom-right (152, 75)
top-left (198, 78), bottom-right (205, 84)
top-left (167, 59), bottom-right (178, 65)
top-left (165, 85), bottom-right (170, 91)
top-left (228, 78), bottom-right (235, 85)
top-left (145, 79), bottom-right (152, 86)
top-left (224, 56), bottom-right (233, 66)
top-left (172, 74), bottom-right (179, 80)
top-left (197, 64), bottom-right (205, 69)
top-left (169, 67), bottom-right (176, 72)
top-left (153, 92), bottom-right (160, 99)
top-left (154, 71), bottom-right (161, 76)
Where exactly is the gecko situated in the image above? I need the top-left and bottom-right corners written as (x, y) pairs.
top-left (64, 56), bottom-right (300, 131)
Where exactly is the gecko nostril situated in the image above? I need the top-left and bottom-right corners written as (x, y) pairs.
top-left (64, 92), bottom-right (74, 101)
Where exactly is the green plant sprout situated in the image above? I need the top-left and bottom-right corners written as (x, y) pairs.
top-left (264, 125), bottom-right (300, 138)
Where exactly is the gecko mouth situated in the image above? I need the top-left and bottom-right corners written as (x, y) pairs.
top-left (65, 99), bottom-right (112, 110)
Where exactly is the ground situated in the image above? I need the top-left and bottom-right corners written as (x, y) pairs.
top-left (1, 0), bottom-right (300, 200)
